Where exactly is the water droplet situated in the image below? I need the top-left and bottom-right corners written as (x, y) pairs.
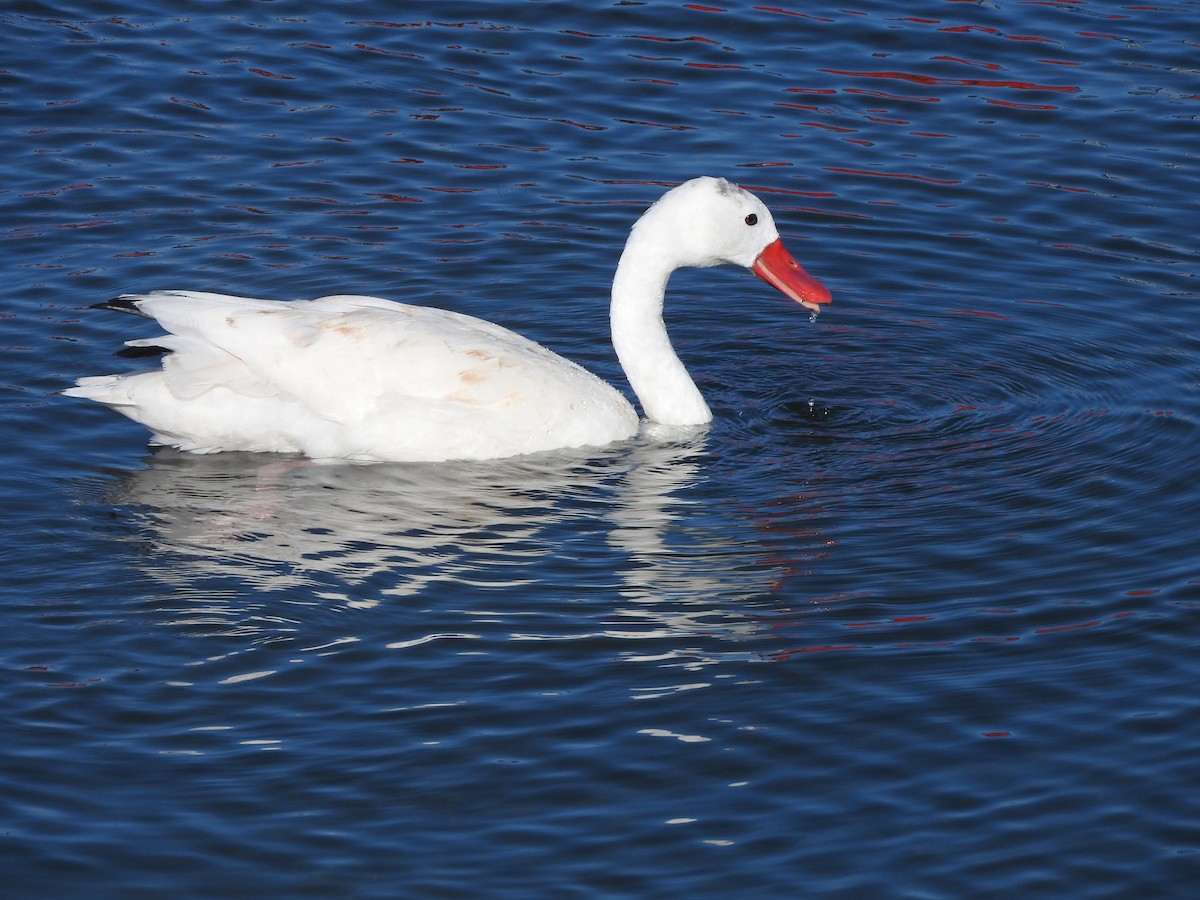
top-left (809, 311), bottom-right (818, 324)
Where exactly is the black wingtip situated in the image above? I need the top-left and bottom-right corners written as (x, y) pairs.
top-left (90, 295), bottom-right (149, 316)
top-left (115, 344), bottom-right (170, 359)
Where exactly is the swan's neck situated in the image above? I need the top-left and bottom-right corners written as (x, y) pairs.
top-left (610, 238), bottom-right (712, 426)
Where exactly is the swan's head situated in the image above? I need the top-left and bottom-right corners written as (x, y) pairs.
top-left (633, 176), bottom-right (832, 314)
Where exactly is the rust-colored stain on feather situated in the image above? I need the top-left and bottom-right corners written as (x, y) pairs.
top-left (316, 317), bottom-right (365, 339)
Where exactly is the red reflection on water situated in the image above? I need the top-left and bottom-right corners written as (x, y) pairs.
top-left (1035, 183), bottom-right (1093, 194)
top-left (170, 96), bottom-right (211, 110)
top-left (753, 6), bottom-right (835, 22)
top-left (616, 119), bottom-right (694, 131)
top-left (769, 645), bottom-right (860, 660)
top-left (824, 68), bottom-right (1077, 93)
top-left (950, 308), bottom-right (1009, 320)
top-left (845, 615), bottom-right (932, 629)
top-left (368, 194), bottom-right (421, 205)
top-left (737, 182), bottom-right (838, 199)
top-left (794, 121), bottom-right (859, 134)
top-left (632, 34), bottom-right (719, 44)
top-left (987, 99), bottom-right (1058, 110)
top-left (467, 83), bottom-right (510, 97)
top-left (248, 68), bottom-right (295, 80)
top-left (349, 20), bottom-right (481, 29)
top-left (932, 55), bottom-right (1002, 71)
top-left (776, 101), bottom-right (836, 113)
top-left (938, 25), bottom-right (1054, 44)
top-left (556, 118), bottom-right (606, 131)
top-left (825, 166), bottom-right (961, 185)
top-left (45, 220), bottom-right (110, 230)
top-left (355, 43), bottom-right (409, 56)
top-left (22, 183), bottom-right (93, 197)
top-left (845, 87), bottom-right (940, 103)
top-left (1035, 621), bottom-right (1100, 634)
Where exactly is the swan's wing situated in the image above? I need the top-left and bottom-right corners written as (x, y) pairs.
top-left (74, 291), bottom-right (635, 458)
top-left (142, 292), bottom-right (596, 417)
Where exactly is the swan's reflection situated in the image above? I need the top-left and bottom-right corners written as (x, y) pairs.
top-left (92, 430), bottom-right (804, 653)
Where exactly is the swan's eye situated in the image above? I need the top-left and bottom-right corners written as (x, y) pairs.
top-left (744, 214), bottom-right (758, 226)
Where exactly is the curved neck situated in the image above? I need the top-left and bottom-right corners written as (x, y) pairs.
top-left (610, 239), bottom-right (712, 426)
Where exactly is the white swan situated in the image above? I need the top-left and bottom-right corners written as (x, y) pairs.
top-left (66, 177), bottom-right (831, 461)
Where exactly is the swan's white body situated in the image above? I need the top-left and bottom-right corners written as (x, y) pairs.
top-left (66, 177), bottom-right (831, 461)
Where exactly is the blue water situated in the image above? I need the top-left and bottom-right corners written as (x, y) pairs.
top-left (3, 1), bottom-right (1199, 896)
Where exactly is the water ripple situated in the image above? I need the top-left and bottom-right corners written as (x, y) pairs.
top-left (5, 2), bottom-right (1200, 896)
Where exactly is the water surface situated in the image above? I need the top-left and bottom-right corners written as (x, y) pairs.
top-left (2, 1), bottom-right (1198, 897)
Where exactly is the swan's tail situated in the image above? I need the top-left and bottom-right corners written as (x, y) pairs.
top-left (62, 374), bottom-right (139, 406)
top-left (89, 295), bottom-right (154, 317)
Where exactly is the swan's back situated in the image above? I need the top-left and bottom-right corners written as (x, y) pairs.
top-left (66, 291), bottom-right (638, 461)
